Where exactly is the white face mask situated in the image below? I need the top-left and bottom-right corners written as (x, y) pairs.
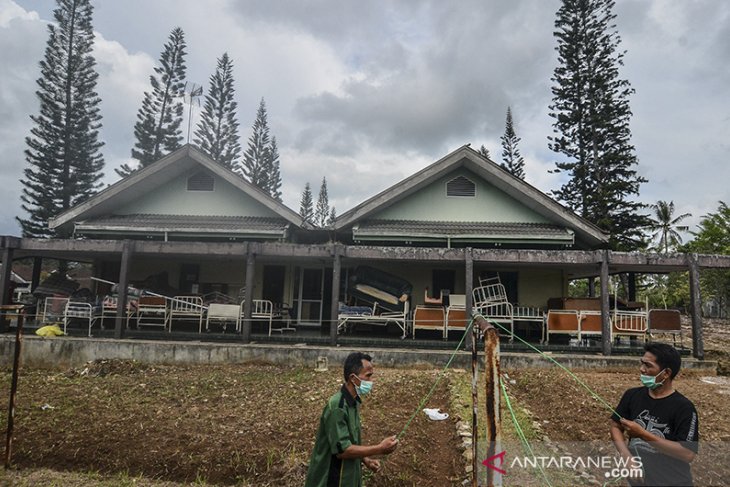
top-left (353, 375), bottom-right (373, 397)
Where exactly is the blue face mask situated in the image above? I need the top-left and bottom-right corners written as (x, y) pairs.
top-left (354, 375), bottom-right (373, 397)
top-left (640, 369), bottom-right (667, 390)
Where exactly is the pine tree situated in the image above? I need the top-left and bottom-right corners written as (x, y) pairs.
top-left (267, 137), bottom-right (282, 202)
top-left (299, 182), bottom-right (314, 223)
top-left (119, 27), bottom-right (187, 176)
top-left (549, 0), bottom-right (647, 250)
top-left (241, 98), bottom-right (271, 190)
top-left (478, 145), bottom-right (491, 160)
top-left (315, 177), bottom-right (330, 227)
top-left (18, 0), bottom-right (104, 239)
top-left (327, 207), bottom-right (337, 226)
top-left (500, 107), bottom-right (525, 179)
top-left (193, 52), bottom-right (241, 169)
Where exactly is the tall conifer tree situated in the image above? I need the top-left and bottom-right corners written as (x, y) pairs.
top-left (194, 52), bottom-right (241, 169)
top-left (267, 137), bottom-right (282, 202)
top-left (119, 27), bottom-right (187, 176)
top-left (18, 0), bottom-right (104, 238)
top-left (500, 107), bottom-right (525, 179)
top-left (549, 0), bottom-right (647, 249)
top-left (299, 182), bottom-right (314, 223)
top-left (315, 177), bottom-right (330, 227)
top-left (478, 145), bottom-right (491, 160)
top-left (327, 207), bottom-right (337, 226)
top-left (241, 98), bottom-right (271, 189)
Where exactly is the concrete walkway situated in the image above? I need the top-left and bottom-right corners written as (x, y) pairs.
top-left (0, 335), bottom-right (717, 373)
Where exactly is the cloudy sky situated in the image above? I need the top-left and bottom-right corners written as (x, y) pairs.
top-left (1, 0), bottom-right (728, 238)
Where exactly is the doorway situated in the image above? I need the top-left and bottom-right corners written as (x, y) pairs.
top-left (292, 266), bottom-right (324, 326)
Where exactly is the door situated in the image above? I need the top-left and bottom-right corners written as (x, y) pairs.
top-left (262, 265), bottom-right (286, 304)
top-left (292, 266), bottom-right (324, 326)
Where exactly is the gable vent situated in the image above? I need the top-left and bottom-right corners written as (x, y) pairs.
top-left (446, 176), bottom-right (476, 197)
top-left (187, 172), bottom-right (215, 191)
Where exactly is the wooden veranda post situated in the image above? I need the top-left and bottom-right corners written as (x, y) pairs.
top-left (0, 237), bottom-right (18, 332)
top-left (115, 240), bottom-right (133, 339)
top-left (475, 315), bottom-right (502, 487)
top-left (465, 248), bottom-right (474, 338)
top-left (3, 305), bottom-right (24, 469)
top-left (329, 245), bottom-right (341, 346)
top-left (241, 243), bottom-right (256, 343)
top-left (600, 250), bottom-right (611, 355)
top-left (687, 254), bottom-right (704, 359)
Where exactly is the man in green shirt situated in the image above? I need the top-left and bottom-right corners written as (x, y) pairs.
top-left (304, 352), bottom-right (399, 487)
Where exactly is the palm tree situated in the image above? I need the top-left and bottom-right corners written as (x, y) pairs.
top-left (648, 201), bottom-right (691, 253)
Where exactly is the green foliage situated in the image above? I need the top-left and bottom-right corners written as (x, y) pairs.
top-left (120, 27), bottom-right (187, 176)
top-left (194, 52), bottom-right (241, 169)
top-left (18, 0), bottom-right (105, 238)
top-left (500, 106), bottom-right (525, 179)
top-left (299, 182), bottom-right (314, 223)
top-left (549, 0), bottom-right (648, 250)
top-left (687, 201), bottom-right (730, 316)
top-left (242, 98), bottom-right (270, 189)
top-left (267, 137), bottom-right (282, 202)
top-left (647, 200), bottom-right (692, 253)
top-left (478, 144), bottom-right (491, 160)
top-left (314, 177), bottom-right (330, 227)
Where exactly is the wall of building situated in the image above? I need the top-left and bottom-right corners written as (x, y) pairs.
top-left (118, 168), bottom-right (279, 218)
top-left (374, 168), bottom-right (551, 223)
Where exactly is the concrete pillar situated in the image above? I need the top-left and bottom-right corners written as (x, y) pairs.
top-left (688, 254), bottom-right (704, 360)
top-left (241, 243), bottom-right (256, 343)
top-left (628, 272), bottom-right (637, 302)
top-left (31, 257), bottom-right (42, 292)
top-left (465, 248), bottom-right (474, 350)
top-left (329, 245), bottom-right (341, 346)
top-left (114, 240), bottom-right (133, 339)
top-left (600, 250), bottom-right (611, 356)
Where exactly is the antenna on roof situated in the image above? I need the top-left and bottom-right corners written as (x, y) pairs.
top-left (183, 82), bottom-right (203, 144)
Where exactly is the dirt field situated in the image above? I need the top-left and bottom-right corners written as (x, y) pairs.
top-left (0, 362), bottom-right (463, 486)
top-left (0, 322), bottom-right (728, 486)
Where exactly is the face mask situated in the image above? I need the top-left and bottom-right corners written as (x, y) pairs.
top-left (640, 369), bottom-right (666, 390)
top-left (353, 375), bottom-right (373, 397)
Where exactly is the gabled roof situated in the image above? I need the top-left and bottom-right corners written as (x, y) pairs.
top-left (49, 145), bottom-right (313, 232)
top-left (334, 145), bottom-right (608, 247)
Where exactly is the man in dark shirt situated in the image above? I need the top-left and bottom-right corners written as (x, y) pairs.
top-left (610, 343), bottom-right (699, 486)
top-left (305, 352), bottom-right (398, 487)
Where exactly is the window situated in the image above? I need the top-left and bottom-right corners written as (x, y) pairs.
top-left (446, 176), bottom-right (476, 197)
top-left (187, 172), bottom-right (214, 191)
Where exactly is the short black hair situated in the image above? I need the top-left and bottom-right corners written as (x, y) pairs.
top-left (343, 352), bottom-right (372, 382)
top-left (645, 343), bottom-right (681, 379)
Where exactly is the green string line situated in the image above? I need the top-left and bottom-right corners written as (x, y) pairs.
top-left (500, 376), bottom-right (553, 487)
top-left (396, 318), bottom-right (474, 440)
top-left (476, 313), bottom-right (622, 419)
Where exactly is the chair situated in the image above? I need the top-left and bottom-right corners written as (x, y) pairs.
top-left (647, 309), bottom-right (683, 346)
top-left (135, 296), bottom-right (168, 330)
top-left (63, 301), bottom-right (95, 336)
top-left (206, 303), bottom-right (240, 332)
top-left (168, 296), bottom-right (205, 333)
top-left (545, 310), bottom-right (580, 344)
top-left (445, 294), bottom-right (467, 337)
top-left (413, 305), bottom-right (445, 339)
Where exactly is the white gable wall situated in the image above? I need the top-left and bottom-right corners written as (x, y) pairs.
top-left (117, 168), bottom-right (279, 218)
top-left (373, 169), bottom-right (551, 223)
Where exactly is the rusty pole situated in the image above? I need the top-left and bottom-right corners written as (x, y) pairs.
top-left (3, 305), bottom-right (25, 469)
top-left (471, 317), bottom-right (479, 487)
top-left (475, 315), bottom-right (502, 487)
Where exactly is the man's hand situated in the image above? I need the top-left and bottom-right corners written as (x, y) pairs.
top-left (619, 419), bottom-right (648, 440)
top-left (378, 435), bottom-right (399, 455)
top-left (363, 457), bottom-right (381, 472)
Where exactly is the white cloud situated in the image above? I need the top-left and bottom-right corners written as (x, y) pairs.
top-left (2, 0), bottom-right (728, 238)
